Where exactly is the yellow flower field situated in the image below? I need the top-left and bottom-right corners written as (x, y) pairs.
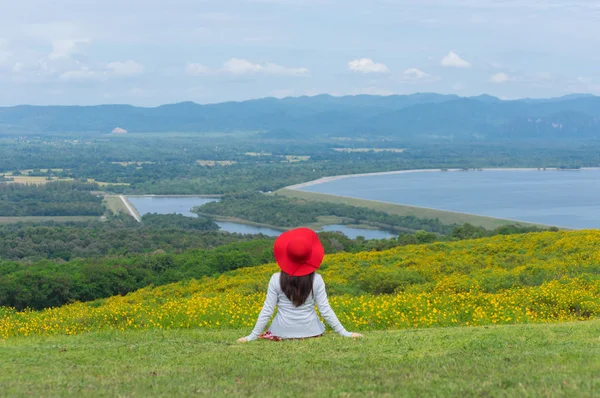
top-left (2, 230), bottom-right (600, 339)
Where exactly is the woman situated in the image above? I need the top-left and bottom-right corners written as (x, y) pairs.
top-left (237, 227), bottom-right (363, 342)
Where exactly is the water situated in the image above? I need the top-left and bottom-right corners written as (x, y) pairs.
top-left (215, 221), bottom-right (283, 236)
top-left (126, 196), bottom-right (397, 239)
top-left (127, 196), bottom-right (217, 218)
top-left (127, 196), bottom-right (282, 236)
top-left (320, 224), bottom-right (396, 239)
top-left (300, 169), bottom-right (600, 229)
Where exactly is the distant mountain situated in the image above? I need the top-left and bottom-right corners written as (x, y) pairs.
top-left (0, 93), bottom-right (599, 142)
top-left (516, 93), bottom-right (597, 104)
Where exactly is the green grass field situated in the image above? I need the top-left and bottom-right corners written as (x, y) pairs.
top-left (276, 188), bottom-right (551, 230)
top-left (102, 195), bottom-right (130, 216)
top-left (1, 320), bottom-right (598, 397)
top-left (0, 216), bottom-right (99, 224)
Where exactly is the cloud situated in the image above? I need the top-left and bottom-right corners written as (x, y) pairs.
top-left (536, 72), bottom-right (553, 81)
top-left (399, 68), bottom-right (439, 84)
top-left (403, 68), bottom-right (428, 80)
top-left (187, 58), bottom-right (309, 76)
top-left (577, 76), bottom-right (592, 84)
top-left (0, 40), bottom-right (11, 68)
top-left (0, 52), bottom-right (11, 69)
top-left (59, 66), bottom-right (100, 81)
top-left (106, 60), bottom-right (144, 76)
top-left (48, 39), bottom-right (91, 60)
top-left (186, 63), bottom-right (212, 75)
top-left (403, 68), bottom-right (434, 80)
top-left (12, 62), bottom-right (25, 73)
top-left (347, 58), bottom-right (389, 73)
top-left (441, 51), bottom-right (471, 68)
top-left (222, 58), bottom-right (262, 74)
top-left (60, 60), bottom-right (144, 81)
top-left (489, 72), bottom-right (511, 83)
top-left (222, 58), bottom-right (309, 76)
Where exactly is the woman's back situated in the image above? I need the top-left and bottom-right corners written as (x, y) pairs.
top-left (239, 228), bottom-right (360, 342)
top-left (244, 272), bottom-right (352, 340)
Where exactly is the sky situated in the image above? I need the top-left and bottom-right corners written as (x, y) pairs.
top-left (1, 0), bottom-right (599, 106)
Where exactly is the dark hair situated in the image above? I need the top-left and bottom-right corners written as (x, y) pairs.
top-left (280, 272), bottom-right (315, 307)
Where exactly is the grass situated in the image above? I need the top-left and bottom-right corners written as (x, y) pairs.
top-left (0, 216), bottom-right (99, 224)
top-left (276, 189), bottom-right (549, 230)
top-left (0, 320), bottom-right (598, 397)
top-left (333, 148), bottom-right (406, 153)
top-left (302, 215), bottom-right (385, 231)
top-left (0, 173), bottom-right (128, 187)
top-left (1, 176), bottom-right (74, 184)
top-left (110, 161), bottom-right (155, 166)
top-left (283, 155), bottom-right (310, 162)
top-left (102, 195), bottom-right (130, 216)
top-left (92, 180), bottom-right (130, 187)
top-left (196, 160), bottom-right (238, 166)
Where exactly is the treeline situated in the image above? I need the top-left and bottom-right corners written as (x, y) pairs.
top-left (0, 215), bottom-right (247, 261)
top-left (0, 181), bottom-right (104, 216)
top-left (0, 225), bottom-right (553, 310)
top-left (142, 213), bottom-right (218, 231)
top-left (3, 135), bottom-right (599, 196)
top-left (196, 192), bottom-right (455, 234)
top-left (450, 223), bottom-right (558, 240)
top-left (0, 239), bottom-right (275, 310)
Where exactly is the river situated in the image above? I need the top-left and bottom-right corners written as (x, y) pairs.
top-left (126, 196), bottom-right (396, 239)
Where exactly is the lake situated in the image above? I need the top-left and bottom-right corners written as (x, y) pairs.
top-left (299, 168), bottom-right (600, 229)
top-left (126, 196), bottom-right (396, 239)
top-left (127, 196), bottom-right (281, 236)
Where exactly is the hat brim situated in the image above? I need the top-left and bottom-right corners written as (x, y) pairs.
top-left (274, 228), bottom-right (324, 276)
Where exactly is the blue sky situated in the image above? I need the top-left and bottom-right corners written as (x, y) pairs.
top-left (1, 0), bottom-right (599, 105)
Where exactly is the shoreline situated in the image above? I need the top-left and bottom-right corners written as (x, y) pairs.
top-left (295, 191), bottom-right (570, 229)
top-left (286, 167), bottom-right (600, 190)
top-left (194, 212), bottom-right (288, 232)
top-left (119, 195), bottom-right (142, 223)
top-left (125, 194), bottom-right (222, 198)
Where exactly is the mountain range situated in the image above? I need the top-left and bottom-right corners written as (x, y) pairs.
top-left (1, 93), bottom-right (599, 141)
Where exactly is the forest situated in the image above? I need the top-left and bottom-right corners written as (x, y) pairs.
top-left (0, 181), bottom-right (104, 216)
top-left (0, 220), bottom-right (549, 310)
top-left (196, 192), bottom-right (456, 234)
top-left (0, 215), bottom-right (252, 261)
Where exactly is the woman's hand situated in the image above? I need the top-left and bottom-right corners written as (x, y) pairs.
top-left (351, 332), bottom-right (364, 338)
top-left (236, 337), bottom-right (248, 343)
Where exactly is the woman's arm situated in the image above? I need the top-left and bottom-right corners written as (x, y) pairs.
top-left (314, 275), bottom-right (354, 337)
top-left (242, 274), bottom-right (279, 341)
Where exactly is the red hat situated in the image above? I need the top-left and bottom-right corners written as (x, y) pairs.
top-left (274, 228), bottom-right (325, 277)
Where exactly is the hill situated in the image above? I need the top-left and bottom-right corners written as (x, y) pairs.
top-left (1, 94), bottom-right (600, 141)
top-left (1, 321), bottom-right (598, 396)
top-left (2, 229), bottom-right (599, 338)
top-left (2, 229), bottom-right (599, 395)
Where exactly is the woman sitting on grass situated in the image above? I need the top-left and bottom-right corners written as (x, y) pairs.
top-left (238, 228), bottom-right (363, 342)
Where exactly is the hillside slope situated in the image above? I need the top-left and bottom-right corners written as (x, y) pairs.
top-left (1, 321), bottom-right (599, 397)
top-left (2, 230), bottom-right (599, 338)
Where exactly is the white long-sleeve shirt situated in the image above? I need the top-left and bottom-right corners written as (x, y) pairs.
top-left (245, 272), bottom-right (353, 341)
